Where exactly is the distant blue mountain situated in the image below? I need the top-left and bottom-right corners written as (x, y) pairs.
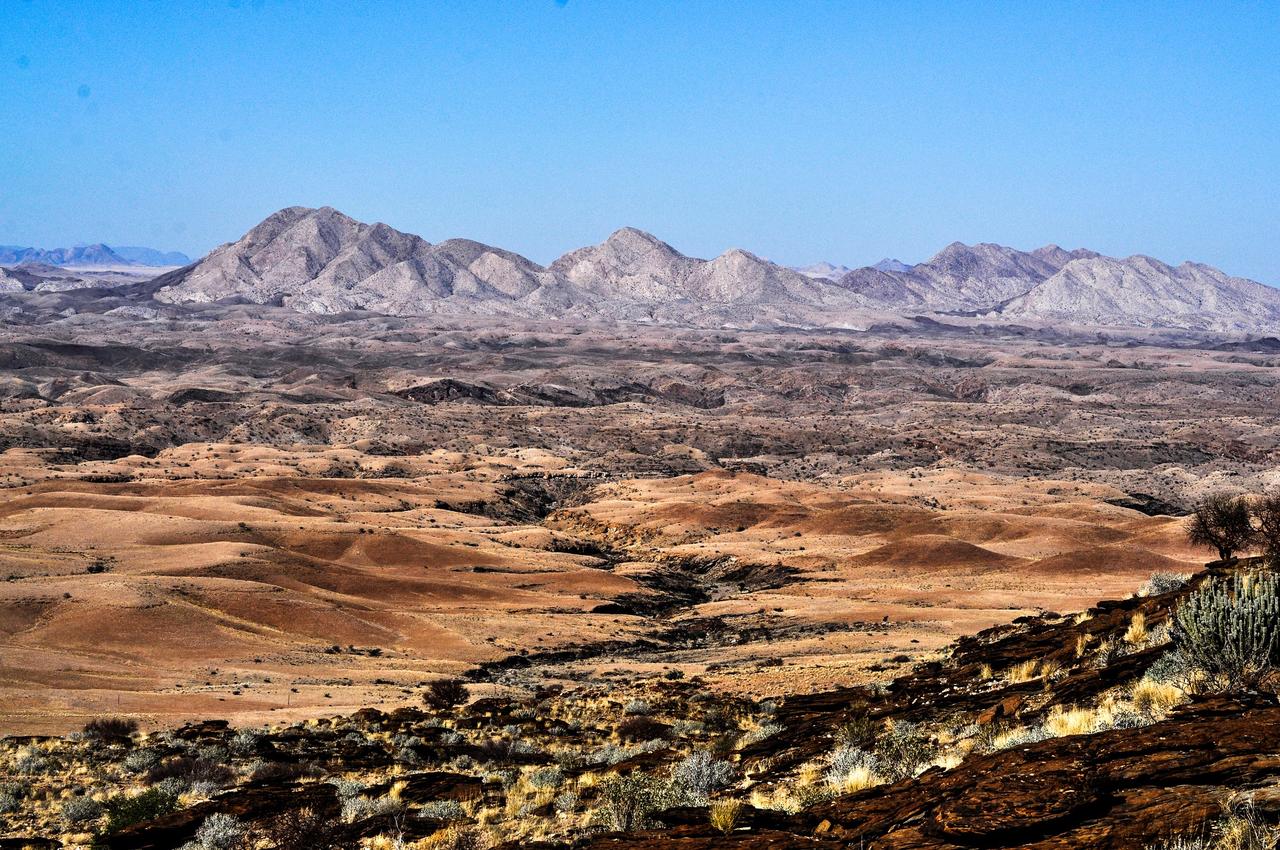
top-left (112, 246), bottom-right (192, 266)
top-left (0, 243), bottom-right (189, 267)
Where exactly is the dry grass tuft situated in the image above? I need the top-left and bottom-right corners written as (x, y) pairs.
top-left (1125, 612), bottom-right (1149, 645)
top-left (1007, 659), bottom-right (1041, 683)
top-left (829, 764), bottom-right (881, 794)
top-left (709, 799), bottom-right (744, 835)
top-left (1131, 678), bottom-right (1183, 716)
top-left (1044, 705), bottom-right (1098, 738)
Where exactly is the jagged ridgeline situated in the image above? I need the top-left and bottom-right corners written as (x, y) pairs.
top-left (88, 205), bottom-right (1280, 333)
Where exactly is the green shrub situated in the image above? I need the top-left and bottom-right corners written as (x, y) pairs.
top-left (103, 786), bottom-right (180, 833)
top-left (597, 774), bottom-right (679, 831)
top-left (1172, 572), bottom-right (1280, 689)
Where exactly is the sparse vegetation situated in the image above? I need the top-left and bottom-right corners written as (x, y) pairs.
top-left (184, 812), bottom-right (250, 850)
top-left (824, 744), bottom-right (882, 792)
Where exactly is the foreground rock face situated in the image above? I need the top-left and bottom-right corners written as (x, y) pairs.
top-left (517, 696), bottom-right (1280, 850)
top-left (804, 695), bottom-right (1279, 849)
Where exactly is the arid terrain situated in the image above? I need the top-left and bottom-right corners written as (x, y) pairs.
top-left (2, 313), bottom-right (1274, 735)
top-left (3, 309), bottom-right (1280, 849)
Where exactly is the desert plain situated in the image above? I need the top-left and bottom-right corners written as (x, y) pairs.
top-left (2, 313), bottom-right (1269, 734)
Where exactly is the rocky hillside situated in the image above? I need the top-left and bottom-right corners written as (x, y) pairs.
top-left (151, 207), bottom-right (586, 316)
top-left (7, 556), bottom-right (1280, 849)
top-left (996, 254), bottom-right (1280, 332)
top-left (838, 241), bottom-right (1075, 311)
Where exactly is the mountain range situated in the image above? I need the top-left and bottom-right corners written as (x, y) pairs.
top-left (38, 205), bottom-right (1280, 333)
top-left (0, 243), bottom-right (190, 267)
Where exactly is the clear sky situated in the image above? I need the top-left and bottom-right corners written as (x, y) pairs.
top-left (2, 1), bottom-right (1277, 282)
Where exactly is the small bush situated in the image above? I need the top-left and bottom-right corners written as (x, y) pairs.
top-left (1172, 572), bottom-right (1280, 689)
top-left (528, 766), bottom-right (564, 789)
top-left (623, 699), bottom-right (651, 715)
top-left (873, 721), bottom-right (937, 781)
top-left (62, 795), bottom-right (103, 824)
top-left (0, 792), bottom-right (19, 814)
top-left (340, 793), bottom-right (403, 823)
top-left (104, 786), bottom-right (180, 833)
top-left (189, 813), bottom-right (249, 850)
top-left (248, 760), bottom-right (315, 784)
top-left (418, 799), bottom-right (466, 820)
top-left (553, 791), bottom-right (579, 814)
top-left (617, 716), bottom-right (669, 740)
top-left (1138, 572), bottom-right (1190, 597)
top-left (423, 679), bottom-right (469, 710)
top-left (229, 729), bottom-right (261, 756)
top-left (834, 710), bottom-right (878, 748)
top-left (824, 745), bottom-right (881, 792)
top-left (12, 748), bottom-right (50, 775)
top-left (122, 747), bottom-right (164, 774)
top-left (990, 723), bottom-right (1050, 751)
top-left (260, 806), bottom-right (346, 850)
top-left (83, 716), bottom-right (139, 743)
top-left (670, 751), bottom-right (735, 801)
top-left (330, 777), bottom-right (366, 799)
top-left (597, 774), bottom-right (678, 831)
top-left (146, 755), bottom-right (235, 789)
top-left (740, 722), bottom-right (782, 746)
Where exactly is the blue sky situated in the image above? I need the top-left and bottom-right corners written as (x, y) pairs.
top-left (2, 1), bottom-right (1277, 281)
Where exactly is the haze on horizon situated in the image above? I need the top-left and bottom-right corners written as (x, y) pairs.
top-left (1, 0), bottom-right (1277, 284)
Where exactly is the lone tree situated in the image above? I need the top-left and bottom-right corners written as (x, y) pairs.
top-left (1252, 494), bottom-right (1280, 567)
top-left (1186, 494), bottom-right (1255, 561)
